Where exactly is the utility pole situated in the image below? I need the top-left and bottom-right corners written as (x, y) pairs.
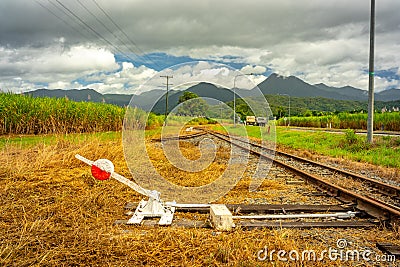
top-left (367, 0), bottom-right (375, 143)
top-left (219, 107), bottom-right (224, 119)
top-left (160, 75), bottom-right (173, 118)
top-left (279, 94), bottom-right (291, 127)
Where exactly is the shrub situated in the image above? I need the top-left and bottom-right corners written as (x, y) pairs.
top-left (344, 129), bottom-right (358, 145)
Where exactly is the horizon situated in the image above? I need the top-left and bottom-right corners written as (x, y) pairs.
top-left (19, 73), bottom-right (400, 98)
top-left (16, 73), bottom-right (369, 96)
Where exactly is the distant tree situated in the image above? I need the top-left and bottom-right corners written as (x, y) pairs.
top-left (236, 103), bottom-right (254, 121)
top-left (177, 92), bottom-right (209, 116)
top-left (179, 91), bottom-right (199, 104)
top-left (303, 110), bottom-right (313, 117)
top-left (276, 106), bottom-right (285, 119)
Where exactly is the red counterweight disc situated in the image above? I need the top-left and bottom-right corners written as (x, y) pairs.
top-left (91, 159), bottom-right (114, 180)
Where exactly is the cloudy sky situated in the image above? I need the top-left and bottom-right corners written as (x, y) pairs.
top-left (0, 0), bottom-right (399, 94)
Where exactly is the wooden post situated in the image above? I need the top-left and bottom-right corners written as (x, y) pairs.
top-left (210, 204), bottom-right (234, 231)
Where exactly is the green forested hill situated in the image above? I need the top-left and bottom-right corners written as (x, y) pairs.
top-left (228, 95), bottom-right (400, 118)
top-left (25, 84), bottom-right (400, 118)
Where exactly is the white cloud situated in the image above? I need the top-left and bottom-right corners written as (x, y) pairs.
top-left (1, 45), bottom-right (118, 78)
top-left (0, 79), bottom-right (37, 94)
top-left (48, 81), bottom-right (73, 89)
top-left (169, 46), bottom-right (272, 66)
top-left (0, 43), bottom-right (120, 92)
top-left (374, 77), bottom-right (400, 92)
top-left (80, 62), bottom-right (158, 94)
top-left (0, 42), bottom-right (181, 95)
top-left (240, 65), bottom-right (266, 75)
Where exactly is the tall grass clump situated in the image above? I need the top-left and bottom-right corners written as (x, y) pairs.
top-left (344, 129), bottom-right (358, 144)
top-left (0, 92), bottom-right (125, 135)
top-left (147, 112), bottom-right (165, 129)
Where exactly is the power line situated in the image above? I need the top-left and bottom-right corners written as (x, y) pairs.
top-left (37, 0), bottom-right (123, 51)
top-left (36, 0), bottom-right (161, 72)
top-left (90, 0), bottom-right (160, 69)
top-left (55, 0), bottom-right (118, 50)
top-left (75, 0), bottom-right (140, 61)
top-left (54, 0), bottom-right (137, 63)
top-left (36, 0), bottom-right (93, 40)
top-left (35, 0), bottom-right (84, 39)
top-left (46, 0), bottom-right (105, 44)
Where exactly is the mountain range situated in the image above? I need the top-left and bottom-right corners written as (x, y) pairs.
top-left (25, 73), bottom-right (400, 113)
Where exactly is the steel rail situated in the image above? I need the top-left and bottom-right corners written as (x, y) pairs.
top-left (205, 130), bottom-right (400, 224)
top-left (208, 130), bottom-right (400, 197)
top-left (151, 131), bottom-right (207, 142)
top-left (125, 202), bottom-right (351, 214)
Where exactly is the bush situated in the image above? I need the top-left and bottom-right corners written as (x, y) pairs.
top-left (146, 112), bottom-right (164, 129)
top-left (344, 129), bottom-right (358, 145)
top-left (340, 129), bottom-right (371, 152)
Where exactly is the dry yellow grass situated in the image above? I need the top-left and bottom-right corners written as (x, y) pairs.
top-left (148, 140), bottom-right (229, 187)
top-left (1, 132), bottom-right (399, 266)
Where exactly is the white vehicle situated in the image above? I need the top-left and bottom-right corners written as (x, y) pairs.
top-left (256, 117), bottom-right (268, 126)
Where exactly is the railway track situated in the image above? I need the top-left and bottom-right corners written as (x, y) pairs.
top-left (151, 130), bottom-right (207, 142)
top-left (121, 202), bottom-right (376, 229)
top-left (200, 129), bottom-right (400, 226)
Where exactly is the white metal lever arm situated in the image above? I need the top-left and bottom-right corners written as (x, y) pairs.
top-left (75, 154), bottom-right (152, 198)
top-left (111, 171), bottom-right (153, 198)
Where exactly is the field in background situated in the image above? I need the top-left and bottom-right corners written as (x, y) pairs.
top-left (213, 125), bottom-right (400, 169)
top-left (276, 112), bottom-right (400, 131)
top-left (0, 93), bottom-right (125, 135)
top-left (4, 92), bottom-right (400, 135)
top-left (0, 93), bottom-right (219, 135)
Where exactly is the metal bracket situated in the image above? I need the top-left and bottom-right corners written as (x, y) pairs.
top-left (127, 198), bottom-right (176, 225)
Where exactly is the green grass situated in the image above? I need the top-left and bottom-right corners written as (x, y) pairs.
top-left (278, 128), bottom-right (400, 168)
top-left (212, 124), bottom-right (276, 142)
top-left (3, 124), bottom-right (399, 168)
top-left (0, 131), bottom-right (121, 149)
top-left (0, 125), bottom-right (201, 149)
top-left (212, 125), bottom-right (400, 168)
